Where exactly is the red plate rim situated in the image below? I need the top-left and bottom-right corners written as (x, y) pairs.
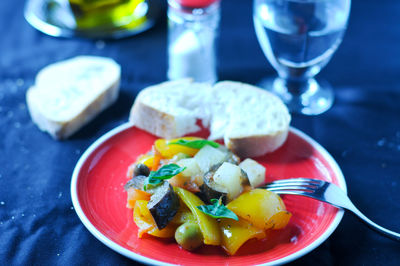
top-left (70, 123), bottom-right (346, 265)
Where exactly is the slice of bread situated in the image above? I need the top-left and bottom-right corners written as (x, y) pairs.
top-left (214, 81), bottom-right (290, 157)
top-left (130, 79), bottom-right (213, 139)
top-left (129, 80), bottom-right (291, 157)
top-left (27, 56), bottom-right (121, 139)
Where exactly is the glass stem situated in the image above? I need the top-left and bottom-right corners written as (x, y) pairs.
top-left (283, 78), bottom-right (311, 96)
top-left (278, 65), bottom-right (315, 95)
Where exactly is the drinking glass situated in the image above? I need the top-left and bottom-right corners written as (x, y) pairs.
top-left (253, 0), bottom-right (351, 115)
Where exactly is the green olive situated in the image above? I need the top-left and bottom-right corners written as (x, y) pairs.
top-left (175, 222), bottom-right (203, 251)
top-left (134, 163), bottom-right (150, 177)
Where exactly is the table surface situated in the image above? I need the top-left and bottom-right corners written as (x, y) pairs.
top-left (1, 0), bottom-right (400, 265)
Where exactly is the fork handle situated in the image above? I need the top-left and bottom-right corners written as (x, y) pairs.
top-left (345, 203), bottom-right (400, 241)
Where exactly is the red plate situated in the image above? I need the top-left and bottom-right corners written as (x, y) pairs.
top-left (71, 123), bottom-right (346, 265)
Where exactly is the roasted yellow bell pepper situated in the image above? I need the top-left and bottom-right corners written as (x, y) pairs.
top-left (135, 154), bottom-right (154, 168)
top-left (133, 200), bottom-right (176, 238)
top-left (174, 187), bottom-right (221, 245)
top-left (155, 137), bottom-right (202, 159)
top-left (219, 218), bottom-right (266, 255)
top-left (126, 187), bottom-right (151, 209)
top-left (267, 210), bottom-right (292, 230)
top-left (227, 189), bottom-right (291, 230)
top-left (171, 204), bottom-right (196, 225)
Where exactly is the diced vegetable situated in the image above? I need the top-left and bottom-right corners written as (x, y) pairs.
top-left (194, 145), bottom-right (227, 174)
top-left (226, 189), bottom-right (291, 230)
top-left (176, 158), bottom-right (202, 178)
top-left (239, 169), bottom-right (249, 185)
top-left (147, 182), bottom-right (180, 229)
top-left (124, 175), bottom-right (148, 191)
top-left (213, 162), bottom-right (243, 200)
top-left (199, 182), bottom-right (227, 205)
top-left (133, 200), bottom-right (176, 238)
top-left (174, 187), bottom-right (221, 245)
top-left (155, 137), bottom-right (202, 159)
top-left (217, 146), bottom-right (241, 165)
top-left (126, 187), bottom-right (151, 209)
top-left (219, 217), bottom-right (266, 255)
top-left (239, 159), bottom-right (266, 188)
top-left (200, 164), bottom-right (228, 204)
top-left (170, 158), bottom-right (203, 190)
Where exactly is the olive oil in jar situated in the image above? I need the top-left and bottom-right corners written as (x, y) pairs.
top-left (68, 0), bottom-right (147, 29)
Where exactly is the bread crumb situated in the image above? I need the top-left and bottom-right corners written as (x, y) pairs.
top-left (16, 78), bottom-right (24, 87)
top-left (96, 40), bottom-right (105, 50)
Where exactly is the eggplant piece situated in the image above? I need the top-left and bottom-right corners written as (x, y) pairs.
top-left (124, 175), bottom-right (147, 191)
top-left (147, 182), bottom-right (180, 229)
top-left (217, 146), bottom-right (241, 165)
top-left (224, 152), bottom-right (241, 165)
top-left (199, 183), bottom-right (228, 205)
top-left (239, 169), bottom-right (250, 186)
top-left (199, 164), bottom-right (228, 204)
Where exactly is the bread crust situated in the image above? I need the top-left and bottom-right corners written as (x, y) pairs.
top-left (225, 128), bottom-right (288, 158)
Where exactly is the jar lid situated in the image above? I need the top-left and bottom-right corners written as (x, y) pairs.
top-left (172, 0), bottom-right (219, 8)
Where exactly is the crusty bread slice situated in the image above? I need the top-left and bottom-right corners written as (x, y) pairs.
top-left (214, 81), bottom-right (290, 157)
top-left (129, 80), bottom-right (290, 157)
top-left (27, 56), bottom-right (120, 139)
top-left (130, 79), bottom-right (213, 139)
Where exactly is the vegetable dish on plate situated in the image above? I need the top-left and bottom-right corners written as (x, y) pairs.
top-left (124, 136), bottom-right (291, 255)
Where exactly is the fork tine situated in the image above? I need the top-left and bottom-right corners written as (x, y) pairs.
top-left (267, 189), bottom-right (315, 198)
top-left (266, 185), bottom-right (316, 192)
top-left (268, 178), bottom-right (323, 185)
top-left (266, 182), bottom-right (319, 189)
top-left (265, 179), bottom-right (323, 190)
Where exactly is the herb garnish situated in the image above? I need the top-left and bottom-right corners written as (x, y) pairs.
top-left (168, 139), bottom-right (219, 149)
top-left (144, 164), bottom-right (186, 191)
top-left (196, 198), bottom-right (239, 221)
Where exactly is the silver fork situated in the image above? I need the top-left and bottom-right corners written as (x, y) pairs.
top-left (263, 178), bottom-right (400, 241)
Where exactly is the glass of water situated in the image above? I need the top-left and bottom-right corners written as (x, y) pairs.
top-left (253, 0), bottom-right (351, 115)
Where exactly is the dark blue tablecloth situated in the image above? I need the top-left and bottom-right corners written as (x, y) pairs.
top-left (1, 0), bottom-right (400, 265)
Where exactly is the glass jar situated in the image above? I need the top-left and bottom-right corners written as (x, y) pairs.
top-left (167, 0), bottom-right (220, 84)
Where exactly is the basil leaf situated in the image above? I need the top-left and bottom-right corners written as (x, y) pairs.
top-left (168, 139), bottom-right (219, 149)
top-left (143, 177), bottom-right (163, 191)
top-left (196, 199), bottom-right (239, 221)
top-left (143, 164), bottom-right (186, 191)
